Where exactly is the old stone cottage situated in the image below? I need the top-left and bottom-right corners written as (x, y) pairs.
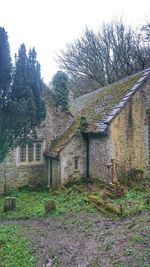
top-left (0, 68), bottom-right (150, 192)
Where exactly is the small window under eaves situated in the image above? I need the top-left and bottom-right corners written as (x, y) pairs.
top-left (74, 157), bottom-right (79, 170)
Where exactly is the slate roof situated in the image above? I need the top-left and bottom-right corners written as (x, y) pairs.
top-left (70, 69), bottom-right (150, 132)
top-left (44, 68), bottom-right (150, 157)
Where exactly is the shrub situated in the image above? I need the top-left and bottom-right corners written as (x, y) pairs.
top-left (118, 168), bottom-right (144, 187)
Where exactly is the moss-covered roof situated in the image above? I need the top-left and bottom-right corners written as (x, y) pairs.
top-left (44, 121), bottom-right (79, 157)
top-left (70, 74), bottom-right (141, 132)
top-left (44, 68), bottom-right (150, 156)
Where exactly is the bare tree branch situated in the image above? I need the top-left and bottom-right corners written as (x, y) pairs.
top-left (57, 19), bottom-right (150, 97)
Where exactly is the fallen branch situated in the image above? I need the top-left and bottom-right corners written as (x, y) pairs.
top-left (87, 195), bottom-right (122, 215)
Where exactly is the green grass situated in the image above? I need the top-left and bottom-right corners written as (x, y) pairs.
top-left (112, 189), bottom-right (150, 216)
top-left (0, 189), bottom-right (96, 220)
top-left (0, 225), bottom-right (35, 267)
top-left (113, 260), bottom-right (124, 267)
top-left (0, 185), bottom-right (149, 267)
top-left (0, 183), bottom-right (149, 220)
top-left (129, 235), bottom-right (145, 243)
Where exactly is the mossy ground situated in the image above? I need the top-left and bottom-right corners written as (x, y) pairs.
top-left (0, 180), bottom-right (149, 266)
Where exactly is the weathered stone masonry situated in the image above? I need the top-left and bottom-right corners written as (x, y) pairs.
top-left (1, 69), bottom-right (150, 192)
top-left (110, 78), bottom-right (150, 176)
top-left (89, 135), bottom-right (112, 182)
top-left (0, 150), bottom-right (47, 193)
top-left (0, 104), bottom-right (73, 193)
top-left (59, 134), bottom-right (87, 184)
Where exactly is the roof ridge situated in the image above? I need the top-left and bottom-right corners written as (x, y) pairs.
top-left (45, 67), bottom-right (150, 157)
top-left (72, 67), bottom-right (150, 102)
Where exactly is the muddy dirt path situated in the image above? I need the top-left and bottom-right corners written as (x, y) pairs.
top-left (1, 212), bottom-right (150, 267)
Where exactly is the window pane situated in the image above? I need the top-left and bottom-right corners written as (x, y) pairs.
top-left (28, 144), bottom-right (34, 162)
top-left (20, 146), bottom-right (26, 162)
top-left (35, 142), bottom-right (42, 161)
top-left (74, 157), bottom-right (79, 170)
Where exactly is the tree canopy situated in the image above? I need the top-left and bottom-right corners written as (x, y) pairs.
top-left (57, 19), bottom-right (150, 97)
top-left (141, 22), bottom-right (150, 42)
top-left (0, 31), bottom-right (45, 162)
top-left (0, 27), bottom-right (12, 108)
top-left (52, 71), bottom-right (69, 110)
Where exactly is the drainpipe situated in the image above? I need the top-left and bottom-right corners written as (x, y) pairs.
top-left (86, 137), bottom-right (90, 179)
top-left (48, 157), bottom-right (53, 188)
top-left (83, 135), bottom-right (89, 179)
top-left (50, 158), bottom-right (52, 187)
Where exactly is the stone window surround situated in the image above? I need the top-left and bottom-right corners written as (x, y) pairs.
top-left (16, 140), bottom-right (45, 166)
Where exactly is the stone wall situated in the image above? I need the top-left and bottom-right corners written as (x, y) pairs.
top-left (38, 104), bottom-right (74, 143)
top-left (1, 78), bottom-right (150, 192)
top-left (89, 135), bottom-right (112, 182)
top-left (0, 150), bottom-right (47, 193)
top-left (0, 100), bottom-right (73, 193)
top-left (110, 77), bottom-right (150, 176)
top-left (59, 134), bottom-right (87, 184)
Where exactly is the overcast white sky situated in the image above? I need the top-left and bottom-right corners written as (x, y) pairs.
top-left (0, 0), bottom-right (150, 83)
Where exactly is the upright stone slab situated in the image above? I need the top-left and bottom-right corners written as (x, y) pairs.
top-left (3, 197), bottom-right (16, 212)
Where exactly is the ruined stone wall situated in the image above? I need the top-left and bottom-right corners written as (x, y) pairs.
top-left (59, 134), bottom-right (87, 184)
top-left (110, 78), bottom-right (150, 176)
top-left (0, 101), bottom-right (73, 193)
top-left (89, 135), bottom-right (112, 182)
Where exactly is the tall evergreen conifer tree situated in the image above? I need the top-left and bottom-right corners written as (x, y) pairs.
top-left (28, 48), bottom-right (45, 122)
top-left (0, 27), bottom-right (12, 161)
top-left (0, 27), bottom-right (12, 108)
top-left (0, 41), bottom-right (45, 162)
top-left (10, 43), bottom-right (45, 144)
top-left (52, 71), bottom-right (69, 110)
